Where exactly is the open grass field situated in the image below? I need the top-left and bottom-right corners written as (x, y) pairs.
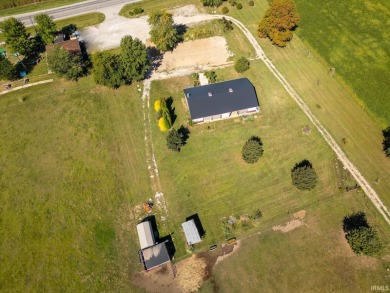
top-left (149, 60), bottom-right (349, 257)
top-left (0, 0), bottom-right (84, 17)
top-left (219, 0), bottom-right (390, 213)
top-left (0, 77), bottom-right (151, 291)
top-left (203, 192), bottom-right (390, 292)
top-left (294, 0), bottom-right (390, 126)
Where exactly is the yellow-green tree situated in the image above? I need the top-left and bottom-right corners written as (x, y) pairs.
top-left (257, 0), bottom-right (299, 47)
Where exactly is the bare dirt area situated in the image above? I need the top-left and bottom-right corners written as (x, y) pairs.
top-left (157, 37), bottom-right (231, 72)
top-left (133, 243), bottom-right (239, 293)
top-left (273, 210), bottom-right (307, 233)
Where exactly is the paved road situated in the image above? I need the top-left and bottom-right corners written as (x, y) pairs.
top-left (0, 0), bottom-right (140, 26)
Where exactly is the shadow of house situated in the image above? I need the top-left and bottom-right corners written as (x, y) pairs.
top-left (159, 234), bottom-right (176, 259)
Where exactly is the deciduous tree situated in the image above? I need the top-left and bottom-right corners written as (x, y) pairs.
top-left (201, 0), bottom-right (223, 7)
top-left (120, 35), bottom-right (149, 83)
top-left (148, 10), bottom-right (179, 51)
top-left (0, 17), bottom-right (36, 56)
top-left (34, 13), bottom-right (57, 45)
top-left (257, 0), bottom-right (299, 47)
top-left (382, 127), bottom-right (390, 158)
top-left (92, 51), bottom-right (124, 88)
top-left (234, 57), bottom-right (250, 73)
top-left (0, 55), bottom-right (17, 80)
top-left (47, 44), bottom-right (84, 80)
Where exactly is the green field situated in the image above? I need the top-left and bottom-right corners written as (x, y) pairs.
top-left (0, 78), bottom-right (150, 291)
top-left (294, 0), bottom-right (390, 126)
top-left (0, 0), bottom-right (84, 17)
top-left (205, 192), bottom-right (390, 292)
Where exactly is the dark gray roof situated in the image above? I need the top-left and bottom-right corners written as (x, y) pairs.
top-left (139, 242), bottom-right (170, 271)
top-left (183, 78), bottom-right (259, 120)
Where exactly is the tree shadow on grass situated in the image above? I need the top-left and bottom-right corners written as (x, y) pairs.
top-left (166, 96), bottom-right (177, 126)
top-left (178, 125), bottom-right (190, 145)
top-left (342, 211), bottom-right (369, 232)
top-left (291, 159), bottom-right (312, 171)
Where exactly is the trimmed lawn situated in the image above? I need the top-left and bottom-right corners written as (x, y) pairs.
top-left (207, 192), bottom-right (390, 292)
top-left (149, 60), bottom-right (342, 257)
top-left (0, 77), bottom-right (150, 291)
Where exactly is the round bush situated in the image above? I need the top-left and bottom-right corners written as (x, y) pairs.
top-left (222, 7), bottom-right (229, 14)
top-left (236, 3), bottom-right (243, 9)
top-left (242, 136), bottom-right (263, 164)
top-left (154, 100), bottom-right (161, 112)
top-left (158, 117), bottom-right (168, 132)
top-left (229, 0), bottom-right (236, 6)
top-left (291, 160), bottom-right (317, 190)
top-left (248, 0), bottom-right (254, 6)
top-left (234, 57), bottom-right (250, 73)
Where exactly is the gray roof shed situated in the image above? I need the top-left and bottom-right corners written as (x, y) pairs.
top-left (181, 219), bottom-right (201, 245)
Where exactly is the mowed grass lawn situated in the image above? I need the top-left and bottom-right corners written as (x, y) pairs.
top-left (221, 0), bottom-right (390, 209)
top-left (149, 60), bottom-right (342, 257)
top-left (294, 0), bottom-right (390, 125)
top-left (0, 77), bottom-right (150, 291)
top-left (206, 192), bottom-right (390, 293)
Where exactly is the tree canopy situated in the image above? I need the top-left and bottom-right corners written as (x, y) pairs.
top-left (242, 136), bottom-right (264, 164)
top-left (382, 127), bottom-right (390, 158)
top-left (120, 35), bottom-right (150, 83)
top-left (291, 159), bottom-right (317, 190)
top-left (234, 57), bottom-right (250, 73)
top-left (201, 0), bottom-right (223, 7)
top-left (34, 13), bottom-right (57, 45)
top-left (0, 55), bottom-right (18, 81)
top-left (166, 128), bottom-right (184, 151)
top-left (148, 10), bottom-right (179, 51)
top-left (47, 44), bottom-right (84, 80)
top-left (257, 0), bottom-right (299, 47)
top-left (342, 212), bottom-right (382, 256)
top-left (92, 51), bottom-right (124, 88)
top-left (0, 17), bottom-right (36, 56)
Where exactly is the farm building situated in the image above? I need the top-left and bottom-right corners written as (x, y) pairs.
top-left (136, 221), bottom-right (156, 249)
top-left (181, 219), bottom-right (202, 245)
top-left (183, 77), bottom-right (259, 123)
top-left (138, 242), bottom-right (171, 271)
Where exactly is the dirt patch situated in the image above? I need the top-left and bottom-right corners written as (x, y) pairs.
top-left (176, 255), bottom-right (207, 293)
top-left (273, 210), bottom-right (307, 233)
top-left (157, 37), bottom-right (231, 72)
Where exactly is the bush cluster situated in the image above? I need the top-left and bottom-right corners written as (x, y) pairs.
top-left (129, 7), bottom-right (144, 16)
top-left (248, 0), bottom-right (254, 6)
top-left (222, 7), bottom-right (229, 14)
top-left (236, 3), bottom-right (243, 9)
top-left (234, 57), bottom-right (250, 73)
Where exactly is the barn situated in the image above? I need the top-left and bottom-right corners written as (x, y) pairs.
top-left (183, 77), bottom-right (259, 124)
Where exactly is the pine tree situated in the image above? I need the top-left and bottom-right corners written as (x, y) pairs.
top-left (166, 128), bottom-right (184, 151)
top-left (242, 136), bottom-right (264, 164)
top-left (291, 160), bottom-right (317, 190)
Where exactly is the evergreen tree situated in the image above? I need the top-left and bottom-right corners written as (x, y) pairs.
top-left (166, 128), bottom-right (184, 151)
top-left (242, 136), bottom-right (264, 164)
top-left (34, 13), bottom-right (57, 45)
top-left (257, 0), bottom-right (299, 47)
top-left (148, 10), bottom-right (179, 51)
top-left (0, 17), bottom-right (36, 56)
top-left (291, 160), bottom-right (317, 190)
top-left (234, 57), bottom-right (250, 73)
top-left (120, 35), bottom-right (150, 83)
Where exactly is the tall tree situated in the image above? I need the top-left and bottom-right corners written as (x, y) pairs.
top-left (0, 55), bottom-right (17, 81)
top-left (166, 128), bottom-right (184, 151)
top-left (34, 13), bottom-right (57, 45)
top-left (0, 17), bottom-right (36, 56)
top-left (47, 45), bottom-right (84, 80)
top-left (257, 0), bottom-right (299, 47)
top-left (148, 10), bottom-right (179, 51)
top-left (92, 51), bottom-right (124, 88)
top-left (201, 0), bottom-right (223, 6)
top-left (120, 35), bottom-right (150, 83)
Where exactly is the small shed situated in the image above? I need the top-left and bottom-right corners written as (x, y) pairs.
top-left (139, 242), bottom-right (170, 271)
top-left (136, 221), bottom-right (155, 249)
top-left (181, 219), bottom-right (202, 245)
